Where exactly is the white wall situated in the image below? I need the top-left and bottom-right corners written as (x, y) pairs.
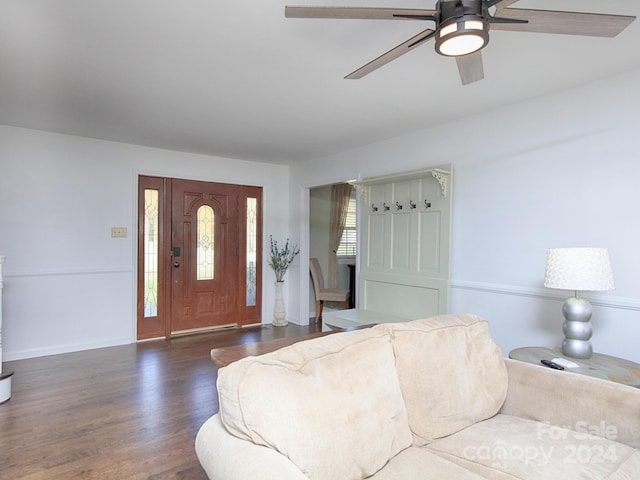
top-left (3, 67), bottom-right (640, 363)
top-left (0, 126), bottom-right (289, 360)
top-left (290, 67), bottom-right (640, 362)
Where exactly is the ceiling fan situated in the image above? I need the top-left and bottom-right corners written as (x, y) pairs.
top-left (285, 0), bottom-right (636, 85)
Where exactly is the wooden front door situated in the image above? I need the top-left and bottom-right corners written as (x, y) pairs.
top-left (170, 179), bottom-right (237, 332)
top-left (137, 176), bottom-right (262, 340)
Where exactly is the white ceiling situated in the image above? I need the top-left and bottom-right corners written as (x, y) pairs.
top-left (0, 0), bottom-right (638, 164)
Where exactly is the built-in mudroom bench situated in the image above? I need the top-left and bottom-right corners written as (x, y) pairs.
top-left (348, 166), bottom-right (453, 323)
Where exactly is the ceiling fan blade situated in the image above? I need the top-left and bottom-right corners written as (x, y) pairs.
top-left (488, 15), bottom-right (527, 25)
top-left (285, 6), bottom-right (436, 21)
top-left (345, 28), bottom-right (436, 79)
top-left (492, 0), bottom-right (519, 9)
top-left (456, 52), bottom-right (484, 85)
top-left (490, 9), bottom-right (635, 37)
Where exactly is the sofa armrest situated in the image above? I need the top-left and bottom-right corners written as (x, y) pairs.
top-left (500, 359), bottom-right (640, 448)
top-left (195, 414), bottom-right (309, 480)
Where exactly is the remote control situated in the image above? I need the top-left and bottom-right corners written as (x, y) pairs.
top-left (541, 359), bottom-right (565, 370)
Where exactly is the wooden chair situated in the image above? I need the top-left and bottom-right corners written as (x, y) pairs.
top-left (309, 258), bottom-right (350, 325)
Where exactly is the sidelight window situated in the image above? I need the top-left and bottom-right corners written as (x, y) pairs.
top-left (143, 189), bottom-right (159, 317)
top-left (246, 198), bottom-right (257, 306)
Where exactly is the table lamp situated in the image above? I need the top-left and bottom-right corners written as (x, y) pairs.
top-left (543, 248), bottom-right (614, 359)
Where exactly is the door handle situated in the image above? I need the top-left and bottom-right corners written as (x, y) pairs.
top-left (173, 262), bottom-right (180, 268)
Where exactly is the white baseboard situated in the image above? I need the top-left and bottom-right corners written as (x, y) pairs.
top-left (4, 336), bottom-right (133, 362)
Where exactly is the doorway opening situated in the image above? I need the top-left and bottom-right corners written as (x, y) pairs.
top-left (308, 183), bottom-right (357, 318)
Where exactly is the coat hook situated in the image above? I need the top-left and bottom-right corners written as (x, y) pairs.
top-left (371, 203), bottom-right (378, 212)
top-left (395, 201), bottom-right (403, 211)
top-left (409, 200), bottom-right (417, 209)
top-left (424, 200), bottom-right (431, 209)
top-left (383, 202), bottom-right (390, 211)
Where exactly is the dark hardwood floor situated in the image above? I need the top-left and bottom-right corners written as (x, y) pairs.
top-left (0, 322), bottom-right (321, 480)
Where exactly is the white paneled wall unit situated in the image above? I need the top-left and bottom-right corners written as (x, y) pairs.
top-left (357, 167), bottom-right (452, 320)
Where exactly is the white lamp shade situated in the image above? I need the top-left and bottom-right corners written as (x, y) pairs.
top-left (544, 248), bottom-right (614, 291)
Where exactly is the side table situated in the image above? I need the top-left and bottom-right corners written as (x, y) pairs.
top-left (509, 347), bottom-right (640, 388)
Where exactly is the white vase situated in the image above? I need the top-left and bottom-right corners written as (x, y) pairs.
top-left (273, 281), bottom-right (287, 326)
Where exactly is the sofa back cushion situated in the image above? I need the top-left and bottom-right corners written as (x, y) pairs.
top-left (217, 328), bottom-right (412, 480)
top-left (379, 314), bottom-right (508, 445)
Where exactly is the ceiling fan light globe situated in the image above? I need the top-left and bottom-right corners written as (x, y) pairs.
top-left (440, 22), bottom-right (458, 37)
top-left (435, 16), bottom-right (489, 57)
top-left (464, 19), bottom-right (485, 32)
top-left (438, 33), bottom-right (486, 56)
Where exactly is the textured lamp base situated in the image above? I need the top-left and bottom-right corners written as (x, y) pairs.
top-left (561, 296), bottom-right (593, 359)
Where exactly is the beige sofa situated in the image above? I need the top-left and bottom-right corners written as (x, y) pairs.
top-left (195, 314), bottom-right (640, 479)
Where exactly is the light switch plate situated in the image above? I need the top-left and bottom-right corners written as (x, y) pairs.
top-left (111, 227), bottom-right (127, 238)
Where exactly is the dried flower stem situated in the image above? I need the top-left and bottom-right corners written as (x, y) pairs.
top-left (268, 236), bottom-right (300, 282)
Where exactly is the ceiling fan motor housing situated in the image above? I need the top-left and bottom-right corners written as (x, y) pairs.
top-left (435, 0), bottom-right (490, 56)
top-left (437, 0), bottom-right (484, 25)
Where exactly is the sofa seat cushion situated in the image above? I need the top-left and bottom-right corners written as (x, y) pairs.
top-left (367, 446), bottom-right (488, 480)
top-left (425, 414), bottom-right (640, 479)
top-left (377, 314), bottom-right (508, 445)
top-left (217, 328), bottom-right (412, 480)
